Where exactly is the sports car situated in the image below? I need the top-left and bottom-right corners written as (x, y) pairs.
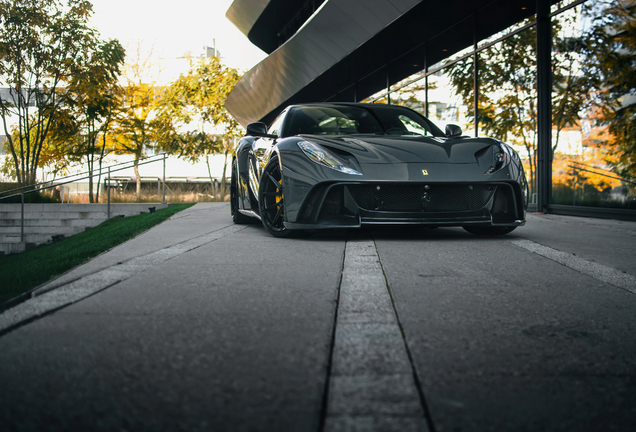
top-left (230, 102), bottom-right (527, 237)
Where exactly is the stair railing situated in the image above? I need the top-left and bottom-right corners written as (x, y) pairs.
top-left (0, 153), bottom-right (168, 242)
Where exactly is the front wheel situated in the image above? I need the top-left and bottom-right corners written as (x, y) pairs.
top-left (258, 156), bottom-right (294, 238)
top-left (463, 226), bottom-right (516, 236)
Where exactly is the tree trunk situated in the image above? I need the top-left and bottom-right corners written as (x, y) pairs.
top-left (95, 130), bottom-right (109, 203)
top-left (220, 148), bottom-right (229, 201)
top-left (88, 153), bottom-right (95, 203)
top-left (134, 157), bottom-right (141, 202)
top-left (205, 153), bottom-right (215, 199)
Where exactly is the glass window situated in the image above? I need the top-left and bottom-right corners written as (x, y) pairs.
top-left (550, 2), bottom-right (635, 209)
top-left (267, 110), bottom-right (286, 136)
top-left (285, 105), bottom-right (444, 137)
top-left (399, 115), bottom-right (430, 135)
top-left (285, 106), bottom-right (383, 135)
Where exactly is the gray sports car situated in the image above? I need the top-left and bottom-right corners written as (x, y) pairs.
top-left (230, 102), bottom-right (527, 237)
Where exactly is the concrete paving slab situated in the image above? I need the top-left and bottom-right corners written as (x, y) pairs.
top-left (0, 203), bottom-right (345, 432)
top-left (33, 203), bottom-right (232, 292)
top-left (517, 213), bottom-right (636, 274)
top-left (373, 223), bottom-right (636, 432)
top-left (1, 208), bottom-right (636, 431)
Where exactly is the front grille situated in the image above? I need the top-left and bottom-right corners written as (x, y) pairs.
top-left (346, 184), bottom-right (495, 212)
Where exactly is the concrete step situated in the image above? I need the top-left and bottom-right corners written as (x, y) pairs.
top-left (0, 227), bottom-right (86, 243)
top-left (0, 203), bottom-right (167, 216)
top-left (0, 218), bottom-right (102, 228)
top-left (0, 211), bottom-right (109, 220)
top-left (0, 233), bottom-right (55, 244)
top-left (0, 203), bottom-right (169, 255)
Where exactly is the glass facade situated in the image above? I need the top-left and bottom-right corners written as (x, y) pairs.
top-left (551, 0), bottom-right (636, 210)
top-left (371, 0), bottom-right (635, 214)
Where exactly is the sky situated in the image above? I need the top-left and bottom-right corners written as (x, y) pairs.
top-left (83, 0), bottom-right (268, 177)
top-left (87, 0), bottom-right (267, 73)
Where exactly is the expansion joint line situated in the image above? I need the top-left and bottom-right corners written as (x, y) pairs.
top-left (324, 233), bottom-right (433, 431)
top-left (372, 235), bottom-right (438, 432)
top-left (318, 237), bottom-right (346, 432)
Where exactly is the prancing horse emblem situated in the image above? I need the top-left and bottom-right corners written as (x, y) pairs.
top-left (422, 169), bottom-right (429, 175)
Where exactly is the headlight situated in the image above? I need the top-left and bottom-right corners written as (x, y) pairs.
top-left (485, 142), bottom-right (513, 174)
top-left (298, 140), bottom-right (362, 175)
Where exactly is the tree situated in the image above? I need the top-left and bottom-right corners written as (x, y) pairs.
top-left (0, 0), bottom-right (99, 187)
top-left (110, 43), bottom-right (167, 202)
top-left (61, 39), bottom-right (125, 202)
top-left (447, 25), bottom-right (540, 192)
top-left (445, 17), bottom-right (593, 194)
top-left (446, 1), bottom-right (636, 194)
top-left (159, 56), bottom-right (242, 200)
top-left (37, 106), bottom-right (81, 179)
top-left (582, 0), bottom-right (636, 178)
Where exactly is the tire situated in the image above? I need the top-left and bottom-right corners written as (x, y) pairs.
top-left (231, 159), bottom-right (256, 224)
top-left (258, 155), bottom-right (294, 238)
top-left (463, 226), bottom-right (516, 235)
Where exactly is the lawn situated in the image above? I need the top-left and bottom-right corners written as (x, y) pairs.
top-left (0, 203), bottom-right (195, 306)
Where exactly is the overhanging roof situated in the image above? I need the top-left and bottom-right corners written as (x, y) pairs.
top-left (225, 0), bottom-right (558, 127)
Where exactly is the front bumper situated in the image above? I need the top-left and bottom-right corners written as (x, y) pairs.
top-left (283, 181), bottom-right (526, 230)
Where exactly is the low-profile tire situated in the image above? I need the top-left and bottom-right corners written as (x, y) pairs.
top-left (463, 225), bottom-right (516, 235)
top-left (231, 159), bottom-right (256, 224)
top-left (258, 155), bottom-right (294, 238)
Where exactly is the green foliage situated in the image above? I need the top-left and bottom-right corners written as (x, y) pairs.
top-left (446, 1), bottom-right (636, 191)
top-left (0, 203), bottom-right (195, 304)
top-left (582, 0), bottom-right (636, 178)
top-left (159, 56), bottom-right (243, 156)
top-left (59, 38), bottom-right (126, 202)
top-left (0, 0), bottom-right (101, 186)
top-left (109, 43), bottom-right (166, 202)
top-left (447, 23), bottom-right (541, 190)
top-left (158, 56), bottom-right (243, 198)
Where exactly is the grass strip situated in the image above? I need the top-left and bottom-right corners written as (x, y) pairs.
top-left (0, 203), bottom-right (195, 304)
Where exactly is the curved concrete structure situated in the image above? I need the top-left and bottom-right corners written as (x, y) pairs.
top-left (225, 0), bottom-right (558, 127)
top-left (225, 0), bottom-right (270, 40)
top-left (226, 0), bottom-right (420, 126)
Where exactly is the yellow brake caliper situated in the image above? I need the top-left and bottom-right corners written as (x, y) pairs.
top-left (276, 179), bottom-right (283, 217)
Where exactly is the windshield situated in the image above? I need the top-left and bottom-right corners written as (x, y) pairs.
top-left (283, 105), bottom-right (444, 137)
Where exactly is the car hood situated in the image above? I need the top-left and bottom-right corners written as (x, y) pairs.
top-left (302, 134), bottom-right (496, 164)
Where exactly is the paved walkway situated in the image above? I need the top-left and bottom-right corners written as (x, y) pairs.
top-left (1, 203), bottom-right (635, 432)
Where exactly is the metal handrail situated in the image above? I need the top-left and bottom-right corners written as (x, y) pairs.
top-left (0, 153), bottom-right (168, 243)
top-left (0, 153), bottom-right (168, 200)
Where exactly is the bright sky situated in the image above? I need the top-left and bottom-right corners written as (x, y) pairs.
top-left (83, 1), bottom-right (267, 177)
top-left (87, 0), bottom-right (267, 73)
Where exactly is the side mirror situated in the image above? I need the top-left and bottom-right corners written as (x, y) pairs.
top-left (445, 124), bottom-right (462, 137)
top-left (246, 122), bottom-right (276, 138)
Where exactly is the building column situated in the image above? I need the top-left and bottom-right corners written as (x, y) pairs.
top-left (424, 44), bottom-right (429, 118)
top-left (474, 14), bottom-right (479, 137)
top-left (536, 0), bottom-right (552, 212)
top-left (386, 64), bottom-right (391, 104)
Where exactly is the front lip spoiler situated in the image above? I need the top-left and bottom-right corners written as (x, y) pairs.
top-left (284, 217), bottom-right (526, 230)
top-left (238, 209), bottom-right (261, 220)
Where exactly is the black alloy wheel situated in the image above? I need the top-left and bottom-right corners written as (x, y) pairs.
top-left (463, 225), bottom-right (516, 235)
top-left (258, 156), bottom-right (293, 238)
top-left (231, 159), bottom-right (255, 224)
